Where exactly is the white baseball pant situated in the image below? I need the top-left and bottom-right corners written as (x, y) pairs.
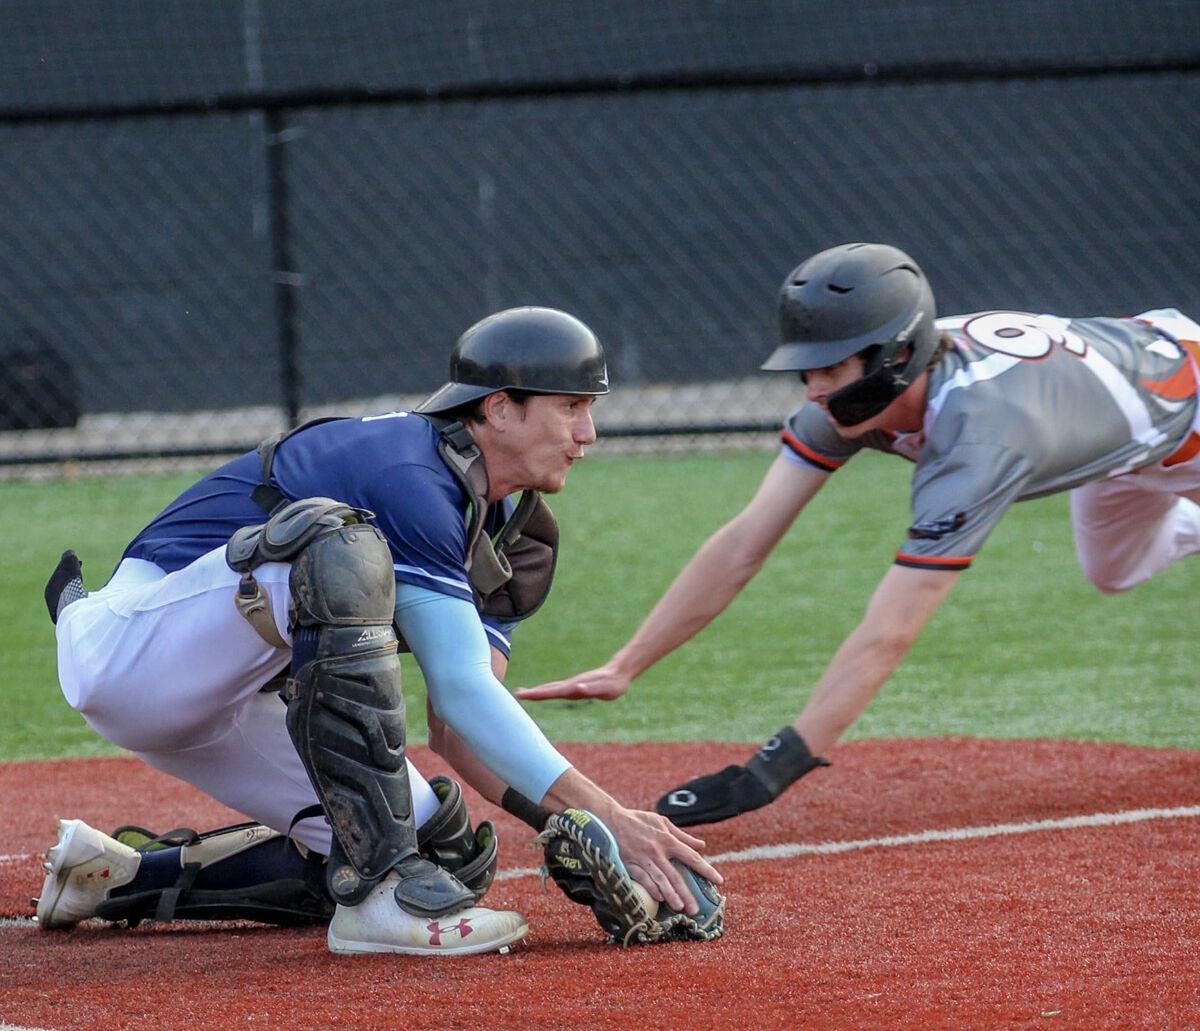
top-left (54, 544), bottom-right (440, 854)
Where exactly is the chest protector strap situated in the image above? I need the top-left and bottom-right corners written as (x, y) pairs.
top-left (244, 413), bottom-right (558, 622)
top-left (249, 416), bottom-right (349, 516)
top-left (422, 415), bottom-right (559, 621)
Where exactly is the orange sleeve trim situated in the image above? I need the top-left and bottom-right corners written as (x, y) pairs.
top-left (1141, 360), bottom-right (1198, 402)
top-left (781, 429), bottom-right (843, 472)
top-left (1164, 431), bottom-right (1200, 468)
top-left (1160, 340), bottom-right (1200, 467)
top-left (894, 552), bottom-right (973, 571)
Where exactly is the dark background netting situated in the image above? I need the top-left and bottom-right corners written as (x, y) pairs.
top-left (1, 2), bottom-right (1198, 461)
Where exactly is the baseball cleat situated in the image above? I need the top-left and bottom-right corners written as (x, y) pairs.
top-left (327, 873), bottom-right (528, 957)
top-left (35, 819), bottom-right (142, 929)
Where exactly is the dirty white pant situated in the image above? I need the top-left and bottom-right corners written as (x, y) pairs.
top-left (1071, 309), bottom-right (1200, 592)
top-left (54, 545), bottom-right (439, 854)
top-left (1072, 467), bottom-right (1200, 593)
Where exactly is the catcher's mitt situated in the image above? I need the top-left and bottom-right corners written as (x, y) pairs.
top-left (537, 808), bottom-right (725, 946)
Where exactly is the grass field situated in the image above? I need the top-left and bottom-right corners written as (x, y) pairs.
top-left (3, 446), bottom-right (1196, 761)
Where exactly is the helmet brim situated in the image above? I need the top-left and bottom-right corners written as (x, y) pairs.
top-left (415, 380), bottom-right (611, 415)
top-left (760, 337), bottom-right (870, 372)
top-left (413, 381), bottom-right (496, 415)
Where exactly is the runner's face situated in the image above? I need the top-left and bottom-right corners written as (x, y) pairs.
top-left (802, 354), bottom-right (913, 438)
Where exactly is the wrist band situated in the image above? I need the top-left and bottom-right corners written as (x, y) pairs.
top-left (745, 726), bottom-right (830, 798)
top-left (501, 787), bottom-right (552, 831)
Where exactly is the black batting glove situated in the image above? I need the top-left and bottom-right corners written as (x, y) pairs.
top-left (654, 726), bottom-right (829, 827)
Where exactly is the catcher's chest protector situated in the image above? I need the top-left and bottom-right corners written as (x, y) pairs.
top-left (249, 414), bottom-right (559, 623)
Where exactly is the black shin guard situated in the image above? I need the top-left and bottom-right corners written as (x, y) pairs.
top-left (285, 620), bottom-right (419, 902)
top-left (272, 509), bottom-right (472, 916)
top-left (95, 824), bottom-right (333, 928)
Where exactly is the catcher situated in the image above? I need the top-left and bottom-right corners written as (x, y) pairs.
top-left (520, 243), bottom-right (1200, 826)
top-left (37, 307), bottom-right (722, 954)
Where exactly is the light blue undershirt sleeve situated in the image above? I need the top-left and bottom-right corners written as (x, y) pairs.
top-left (394, 582), bottom-right (570, 802)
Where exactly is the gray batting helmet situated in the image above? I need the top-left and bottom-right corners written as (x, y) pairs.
top-left (416, 307), bottom-right (610, 415)
top-left (761, 243), bottom-right (938, 426)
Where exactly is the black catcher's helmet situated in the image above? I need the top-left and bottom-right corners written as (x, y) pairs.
top-left (416, 307), bottom-right (610, 415)
top-left (761, 243), bottom-right (938, 426)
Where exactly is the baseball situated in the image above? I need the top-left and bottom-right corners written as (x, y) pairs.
top-left (631, 880), bottom-right (660, 918)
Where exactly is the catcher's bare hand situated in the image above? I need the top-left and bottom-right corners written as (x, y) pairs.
top-left (602, 806), bottom-right (721, 914)
top-left (516, 664), bottom-right (630, 702)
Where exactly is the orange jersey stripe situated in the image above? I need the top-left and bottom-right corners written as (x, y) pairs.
top-left (1159, 340), bottom-right (1200, 466)
top-left (781, 429), bottom-right (843, 472)
top-left (894, 551), bottom-right (973, 570)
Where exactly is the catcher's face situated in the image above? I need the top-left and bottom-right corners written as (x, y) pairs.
top-left (494, 393), bottom-right (597, 494)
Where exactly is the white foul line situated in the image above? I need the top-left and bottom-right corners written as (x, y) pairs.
top-left (3, 804), bottom-right (1198, 889)
top-left (495, 803), bottom-right (1200, 881)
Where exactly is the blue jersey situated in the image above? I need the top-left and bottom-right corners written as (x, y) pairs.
top-left (123, 412), bottom-right (519, 653)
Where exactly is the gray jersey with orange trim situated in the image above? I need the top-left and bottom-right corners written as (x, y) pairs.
top-left (780, 309), bottom-right (1200, 570)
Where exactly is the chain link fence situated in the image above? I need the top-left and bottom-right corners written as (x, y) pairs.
top-left (2, 2), bottom-right (1198, 466)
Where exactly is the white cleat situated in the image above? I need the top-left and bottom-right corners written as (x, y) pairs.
top-left (36, 819), bottom-right (142, 929)
top-left (327, 874), bottom-right (528, 957)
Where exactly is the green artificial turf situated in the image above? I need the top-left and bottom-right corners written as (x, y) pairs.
top-left (2, 447), bottom-right (1194, 760)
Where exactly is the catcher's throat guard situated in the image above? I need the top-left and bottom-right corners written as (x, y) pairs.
top-left (226, 497), bottom-right (472, 916)
top-left (423, 415), bottom-right (558, 620)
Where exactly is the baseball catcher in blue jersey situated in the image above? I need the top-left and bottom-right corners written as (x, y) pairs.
top-left (520, 243), bottom-right (1200, 827)
top-left (38, 307), bottom-right (723, 955)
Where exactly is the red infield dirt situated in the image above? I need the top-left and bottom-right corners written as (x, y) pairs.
top-left (2, 738), bottom-right (1198, 1030)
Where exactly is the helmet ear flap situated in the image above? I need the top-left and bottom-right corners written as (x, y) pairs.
top-left (827, 361), bottom-right (906, 426)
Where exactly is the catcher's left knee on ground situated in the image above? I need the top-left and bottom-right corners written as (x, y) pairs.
top-left (36, 818), bottom-right (335, 929)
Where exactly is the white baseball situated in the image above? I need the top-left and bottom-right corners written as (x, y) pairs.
top-left (631, 880), bottom-right (660, 919)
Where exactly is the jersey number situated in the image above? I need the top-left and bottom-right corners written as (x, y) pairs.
top-left (963, 312), bottom-right (1088, 360)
